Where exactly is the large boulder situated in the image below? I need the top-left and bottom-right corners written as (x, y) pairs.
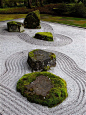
top-left (34, 32), bottom-right (53, 41)
top-left (7, 21), bottom-right (24, 32)
top-left (16, 72), bottom-right (68, 107)
top-left (24, 10), bottom-right (41, 29)
top-left (27, 49), bottom-right (56, 71)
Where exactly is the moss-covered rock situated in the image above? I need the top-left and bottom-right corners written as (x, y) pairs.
top-left (27, 49), bottom-right (56, 71)
top-left (34, 32), bottom-right (53, 41)
top-left (7, 21), bottom-right (24, 32)
top-left (24, 10), bottom-right (41, 29)
top-left (16, 72), bottom-right (68, 107)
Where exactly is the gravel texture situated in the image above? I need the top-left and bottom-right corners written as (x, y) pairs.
top-left (0, 19), bottom-right (86, 115)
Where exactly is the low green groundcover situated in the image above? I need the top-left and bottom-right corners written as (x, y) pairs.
top-left (34, 32), bottom-right (53, 41)
top-left (7, 21), bottom-right (23, 27)
top-left (16, 72), bottom-right (68, 107)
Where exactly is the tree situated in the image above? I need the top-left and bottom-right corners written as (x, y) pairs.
top-left (36, 0), bottom-right (43, 6)
top-left (77, 0), bottom-right (85, 3)
top-left (28, 0), bottom-right (32, 8)
top-left (36, 0), bottom-right (38, 6)
top-left (0, 0), bottom-right (3, 8)
top-left (14, 1), bottom-right (17, 6)
top-left (40, 0), bottom-right (43, 6)
top-left (24, 0), bottom-right (27, 6)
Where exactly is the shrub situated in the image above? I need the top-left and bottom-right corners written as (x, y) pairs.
top-left (53, 3), bottom-right (68, 15)
top-left (16, 72), bottom-right (68, 107)
top-left (70, 3), bottom-right (86, 18)
top-left (0, 3), bottom-right (86, 18)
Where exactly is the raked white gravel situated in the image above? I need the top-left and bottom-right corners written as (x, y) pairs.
top-left (0, 19), bottom-right (86, 115)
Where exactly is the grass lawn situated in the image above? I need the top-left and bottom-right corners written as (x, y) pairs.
top-left (0, 14), bottom-right (86, 28)
top-left (40, 14), bottom-right (86, 28)
top-left (0, 14), bottom-right (27, 21)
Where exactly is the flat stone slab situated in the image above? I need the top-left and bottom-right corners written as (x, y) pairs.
top-left (27, 49), bottom-right (56, 71)
top-left (25, 75), bottom-right (53, 96)
top-left (7, 21), bottom-right (24, 32)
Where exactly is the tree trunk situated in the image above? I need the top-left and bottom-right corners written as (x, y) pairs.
top-left (36, 0), bottom-right (39, 6)
top-left (28, 0), bottom-right (32, 8)
top-left (14, 2), bottom-right (17, 7)
top-left (40, 0), bottom-right (43, 6)
top-left (77, 0), bottom-right (84, 3)
top-left (24, 0), bottom-right (27, 6)
top-left (0, 0), bottom-right (3, 8)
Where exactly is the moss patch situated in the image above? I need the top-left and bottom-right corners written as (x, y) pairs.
top-left (50, 53), bottom-right (56, 60)
top-left (34, 32), bottom-right (53, 41)
top-left (16, 72), bottom-right (68, 107)
top-left (7, 21), bottom-right (23, 27)
top-left (28, 49), bottom-right (39, 61)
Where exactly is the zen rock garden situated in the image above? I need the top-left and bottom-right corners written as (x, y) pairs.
top-left (7, 10), bottom-right (54, 41)
top-left (6, 10), bottom-right (68, 107)
top-left (17, 49), bottom-right (68, 107)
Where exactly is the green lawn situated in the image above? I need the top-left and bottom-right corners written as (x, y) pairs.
top-left (40, 14), bottom-right (86, 28)
top-left (0, 14), bottom-right (27, 21)
top-left (0, 14), bottom-right (86, 28)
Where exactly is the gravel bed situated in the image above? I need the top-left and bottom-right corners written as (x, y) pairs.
top-left (0, 19), bottom-right (86, 115)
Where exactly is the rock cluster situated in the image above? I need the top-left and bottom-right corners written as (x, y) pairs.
top-left (7, 10), bottom-right (41, 32)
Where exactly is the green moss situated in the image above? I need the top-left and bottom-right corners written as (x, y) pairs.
top-left (50, 53), bottom-right (56, 60)
top-left (34, 32), bottom-right (53, 41)
top-left (33, 10), bottom-right (40, 20)
top-left (7, 21), bottom-right (22, 27)
top-left (43, 65), bottom-right (50, 71)
top-left (37, 32), bottom-right (53, 37)
top-left (29, 51), bottom-right (34, 58)
top-left (28, 49), bottom-right (39, 60)
top-left (16, 71), bottom-right (68, 108)
top-left (26, 10), bottom-right (40, 20)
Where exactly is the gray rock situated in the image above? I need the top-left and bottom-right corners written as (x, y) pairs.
top-left (7, 21), bottom-right (24, 32)
top-left (27, 49), bottom-right (56, 71)
top-left (25, 75), bottom-right (54, 96)
top-left (24, 10), bottom-right (41, 29)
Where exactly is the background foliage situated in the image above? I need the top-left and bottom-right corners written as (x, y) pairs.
top-left (0, 0), bottom-right (86, 18)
